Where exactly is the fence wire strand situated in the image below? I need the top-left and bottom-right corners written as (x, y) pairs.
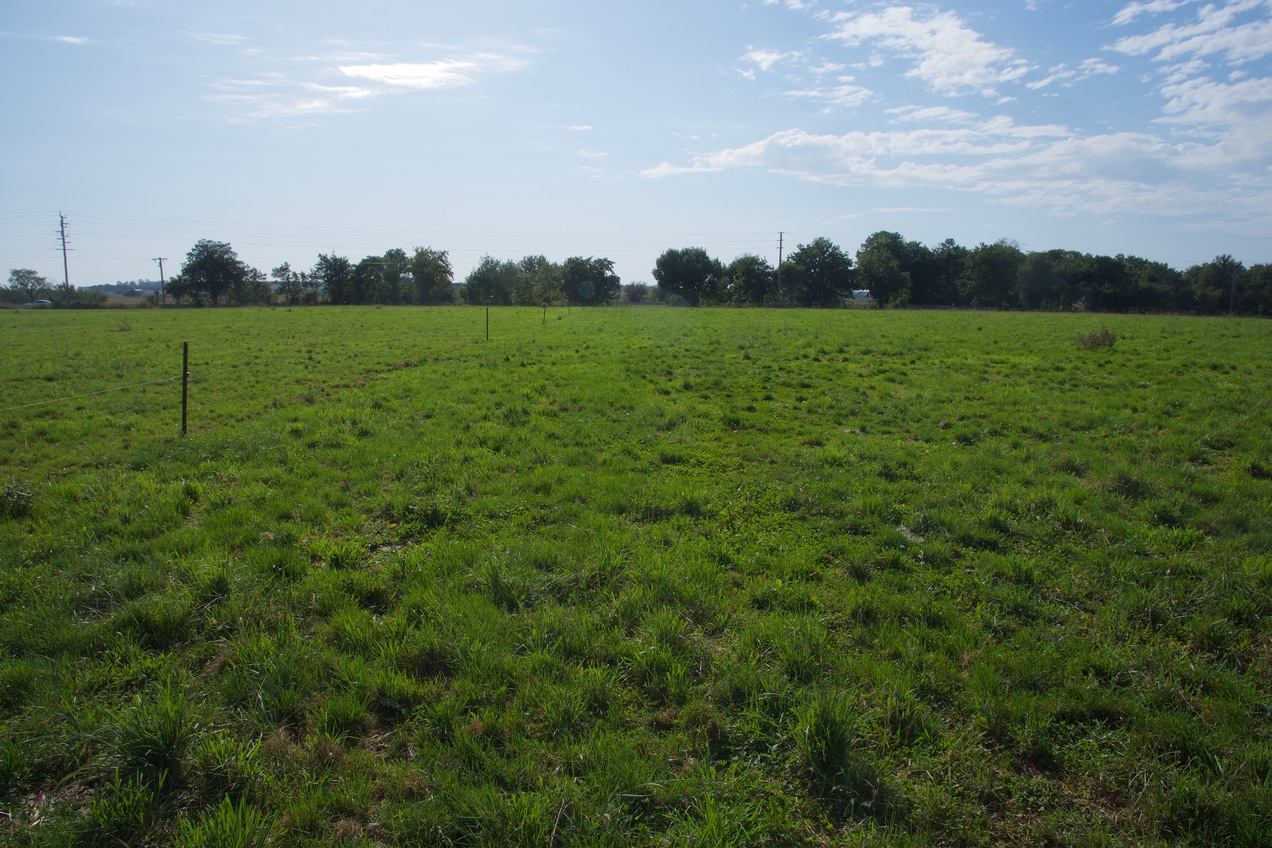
top-left (0, 376), bottom-right (182, 414)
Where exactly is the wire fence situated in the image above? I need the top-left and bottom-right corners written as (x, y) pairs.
top-left (1, 308), bottom-right (564, 431)
top-left (0, 376), bottom-right (183, 414)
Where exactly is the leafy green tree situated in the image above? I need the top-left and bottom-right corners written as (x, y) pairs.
top-left (510, 256), bottom-right (545, 305)
top-left (1184, 254), bottom-right (1244, 314)
top-left (235, 266), bottom-right (273, 305)
top-left (622, 283), bottom-right (651, 303)
top-left (175, 240), bottom-right (245, 306)
top-left (931, 238), bottom-right (968, 305)
top-left (559, 256), bottom-right (620, 305)
top-left (462, 256), bottom-right (522, 305)
top-left (1119, 255), bottom-right (1182, 312)
top-left (652, 248), bottom-right (723, 306)
top-left (271, 262), bottom-right (305, 306)
top-left (410, 247), bottom-right (455, 305)
top-left (1017, 253), bottom-right (1059, 310)
top-left (723, 255), bottom-right (776, 304)
top-left (1239, 264), bottom-right (1272, 315)
top-left (377, 248), bottom-right (410, 305)
top-left (352, 257), bottom-right (383, 305)
top-left (857, 250), bottom-right (910, 306)
top-left (6, 269), bottom-right (50, 303)
top-left (313, 254), bottom-right (355, 305)
top-left (855, 232), bottom-right (909, 306)
top-left (785, 237), bottom-right (854, 307)
top-left (958, 240), bottom-right (1024, 308)
top-left (532, 261), bottom-right (563, 305)
top-left (1086, 255), bottom-right (1132, 312)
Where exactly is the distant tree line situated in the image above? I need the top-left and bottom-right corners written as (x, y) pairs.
top-left (13, 231), bottom-right (1267, 315)
top-left (2, 269), bottom-right (106, 308)
top-left (651, 233), bottom-right (1272, 315)
top-left (160, 241), bottom-right (620, 309)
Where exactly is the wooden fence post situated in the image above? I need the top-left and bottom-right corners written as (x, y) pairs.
top-left (181, 341), bottom-right (189, 437)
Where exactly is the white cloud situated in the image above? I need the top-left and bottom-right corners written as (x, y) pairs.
top-left (643, 119), bottom-right (1066, 182)
top-left (785, 81), bottom-right (874, 108)
top-left (822, 6), bottom-right (1033, 96)
top-left (1112, 0), bottom-right (1188, 27)
top-left (255, 98), bottom-right (350, 118)
top-left (886, 105), bottom-right (978, 124)
top-left (339, 54), bottom-right (522, 89)
top-left (1157, 74), bottom-right (1272, 161)
top-left (641, 108), bottom-right (1272, 225)
top-left (1110, 1), bottom-right (1272, 64)
top-left (192, 32), bottom-right (249, 46)
top-left (1027, 65), bottom-right (1077, 89)
top-left (1027, 58), bottom-right (1119, 89)
top-left (1079, 57), bottom-right (1121, 76)
top-left (55, 36), bottom-right (89, 45)
top-left (763, 0), bottom-right (816, 9)
top-left (744, 48), bottom-right (790, 73)
top-left (303, 83), bottom-right (377, 99)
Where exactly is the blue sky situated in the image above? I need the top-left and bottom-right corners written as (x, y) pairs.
top-left (3, 0), bottom-right (1271, 287)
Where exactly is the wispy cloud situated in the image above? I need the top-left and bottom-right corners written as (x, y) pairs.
top-left (338, 53), bottom-right (523, 90)
top-left (821, 6), bottom-right (1033, 96)
top-left (885, 105), bottom-right (978, 124)
top-left (785, 81), bottom-right (874, 109)
top-left (201, 43), bottom-right (528, 121)
top-left (743, 48), bottom-right (792, 73)
top-left (55, 35), bottom-right (90, 45)
top-left (191, 32), bottom-right (249, 46)
top-left (303, 83), bottom-right (377, 99)
top-left (641, 111), bottom-right (1272, 224)
top-left (1111, 0), bottom-right (1189, 27)
top-left (1109, 0), bottom-right (1272, 64)
top-left (1027, 58), bottom-right (1120, 90)
top-left (763, 0), bottom-right (817, 9)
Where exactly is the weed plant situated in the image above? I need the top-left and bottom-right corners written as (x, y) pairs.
top-left (0, 306), bottom-right (1268, 846)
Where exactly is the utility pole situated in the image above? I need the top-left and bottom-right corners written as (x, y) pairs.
top-left (57, 213), bottom-right (71, 288)
top-left (777, 231), bottom-right (784, 301)
top-left (153, 257), bottom-right (168, 305)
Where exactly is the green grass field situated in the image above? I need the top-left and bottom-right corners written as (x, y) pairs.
top-left (1, 305), bottom-right (1269, 846)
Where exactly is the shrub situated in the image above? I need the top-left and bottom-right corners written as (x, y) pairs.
top-left (112, 679), bottom-right (195, 787)
top-left (193, 732), bottom-right (260, 799)
top-left (82, 769), bottom-right (163, 846)
top-left (0, 736), bottom-right (32, 796)
top-left (178, 794), bottom-right (272, 848)
top-left (797, 692), bottom-right (898, 820)
top-left (1, 479), bottom-right (33, 520)
top-left (1077, 327), bottom-right (1117, 349)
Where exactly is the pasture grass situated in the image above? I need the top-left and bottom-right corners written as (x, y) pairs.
top-left (0, 305), bottom-right (1269, 846)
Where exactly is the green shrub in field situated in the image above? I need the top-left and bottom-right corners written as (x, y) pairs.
top-left (82, 768), bottom-right (165, 846)
top-left (1076, 326), bottom-right (1117, 349)
top-left (0, 736), bottom-right (32, 796)
top-left (1, 478), bottom-right (33, 519)
top-left (192, 731), bottom-right (260, 800)
top-left (797, 691), bottom-right (898, 820)
top-left (110, 678), bottom-right (195, 787)
top-left (178, 795), bottom-right (272, 848)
